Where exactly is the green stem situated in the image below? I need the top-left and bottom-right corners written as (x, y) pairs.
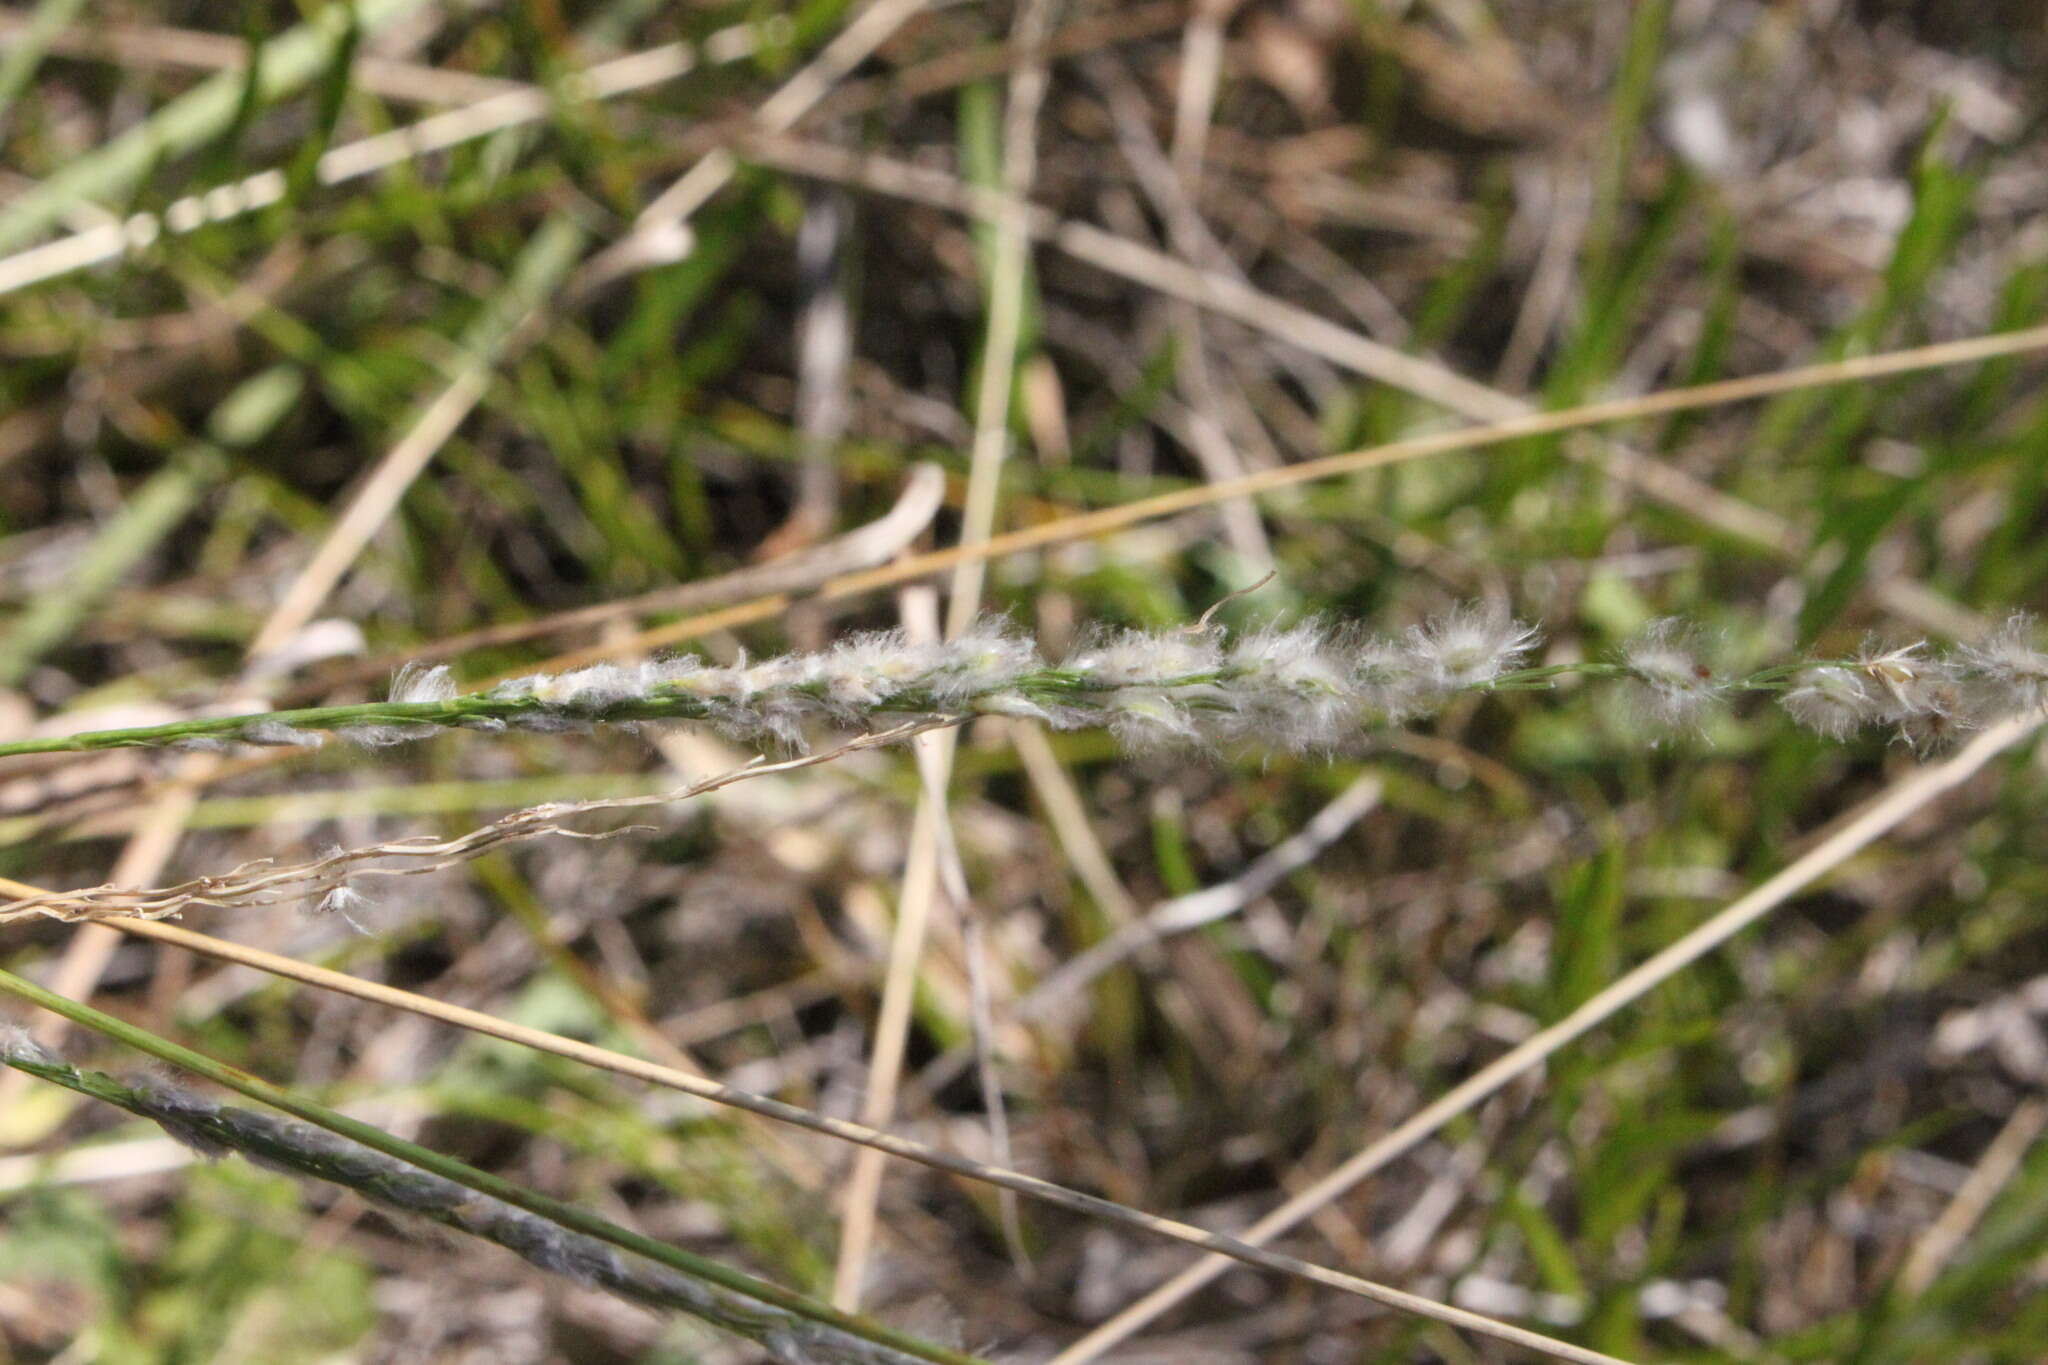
top-left (0, 969), bottom-right (990, 1365)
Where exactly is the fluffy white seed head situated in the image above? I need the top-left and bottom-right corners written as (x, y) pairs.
top-left (1402, 605), bottom-right (1539, 693)
top-left (1963, 614), bottom-right (2048, 716)
top-left (1620, 619), bottom-right (1725, 733)
top-left (1780, 665), bottom-right (1882, 739)
top-left (357, 609), bottom-right (1565, 754)
top-left (1066, 628), bottom-right (1222, 686)
top-left (289, 603), bottom-right (2048, 757)
top-left (528, 663), bottom-right (635, 709)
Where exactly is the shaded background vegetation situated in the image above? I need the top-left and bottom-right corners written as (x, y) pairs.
top-left (2, 1), bottom-right (2047, 1362)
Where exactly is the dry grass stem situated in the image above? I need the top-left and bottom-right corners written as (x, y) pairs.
top-left (0, 721), bottom-right (953, 925)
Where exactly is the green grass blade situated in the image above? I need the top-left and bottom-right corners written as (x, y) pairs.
top-left (0, 971), bottom-right (992, 1365)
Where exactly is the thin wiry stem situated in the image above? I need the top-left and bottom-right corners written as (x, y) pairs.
top-left (0, 720), bottom-right (955, 925)
top-left (0, 981), bottom-right (989, 1365)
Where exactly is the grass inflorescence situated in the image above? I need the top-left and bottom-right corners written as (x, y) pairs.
top-left (6, 3), bottom-right (2048, 1363)
top-left (5, 609), bottom-right (2045, 760)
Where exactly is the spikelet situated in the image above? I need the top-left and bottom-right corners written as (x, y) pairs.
top-left (1619, 619), bottom-right (1726, 735)
top-left (1401, 604), bottom-right (1539, 695)
top-left (1780, 665), bottom-right (1883, 740)
top-left (1215, 621), bottom-right (1359, 751)
top-left (1961, 614), bottom-right (2048, 717)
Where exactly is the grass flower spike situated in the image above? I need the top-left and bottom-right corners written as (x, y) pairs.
top-left (7, 607), bottom-right (2048, 763)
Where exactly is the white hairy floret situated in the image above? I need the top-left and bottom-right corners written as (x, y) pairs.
top-left (636, 658), bottom-right (737, 698)
top-left (1347, 633), bottom-right (1428, 720)
top-left (529, 663), bottom-right (636, 709)
top-left (342, 722), bottom-right (440, 746)
top-left (1106, 689), bottom-right (1204, 748)
top-left (926, 621), bottom-right (1039, 705)
top-left (1780, 665), bottom-right (1882, 740)
top-left (1059, 628), bottom-right (1226, 747)
top-left (389, 662), bottom-right (457, 705)
top-left (813, 629), bottom-right (945, 710)
top-left (1227, 622), bottom-right (1343, 692)
top-left (1402, 605), bottom-right (1539, 693)
top-left (1962, 614), bottom-right (2048, 716)
top-left (313, 884), bottom-right (373, 935)
top-left (1065, 628), bottom-right (1222, 686)
top-left (1853, 641), bottom-right (1978, 748)
top-left (242, 720), bottom-right (327, 748)
top-left (1855, 642), bottom-right (1944, 717)
top-left (1620, 619), bottom-right (1725, 733)
top-left (1218, 622), bottom-right (1359, 750)
top-left (0, 1024), bottom-right (58, 1068)
top-left (351, 661), bottom-right (461, 745)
